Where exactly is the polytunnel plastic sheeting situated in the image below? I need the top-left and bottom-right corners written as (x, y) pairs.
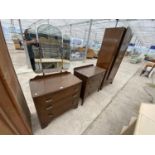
top-left (2, 19), bottom-right (155, 47)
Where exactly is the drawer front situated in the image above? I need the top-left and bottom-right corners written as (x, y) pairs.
top-left (84, 73), bottom-right (104, 97)
top-left (34, 101), bottom-right (51, 128)
top-left (47, 97), bottom-right (79, 119)
top-left (79, 73), bottom-right (104, 101)
top-left (39, 92), bottom-right (79, 111)
top-left (84, 85), bottom-right (97, 98)
top-left (35, 83), bottom-right (81, 105)
top-left (89, 78), bottom-right (102, 90)
top-left (88, 73), bottom-right (104, 84)
top-left (33, 84), bottom-right (81, 128)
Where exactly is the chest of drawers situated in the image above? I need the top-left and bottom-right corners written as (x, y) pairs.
top-left (29, 72), bottom-right (82, 128)
top-left (74, 65), bottom-right (106, 105)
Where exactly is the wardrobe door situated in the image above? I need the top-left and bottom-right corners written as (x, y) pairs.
top-left (0, 22), bottom-right (32, 134)
top-left (97, 27), bottom-right (125, 69)
top-left (97, 27), bottom-right (126, 87)
top-left (107, 27), bottom-right (132, 82)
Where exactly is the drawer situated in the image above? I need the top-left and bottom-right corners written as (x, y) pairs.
top-left (84, 80), bottom-right (101, 98)
top-left (47, 104), bottom-right (73, 121)
top-left (34, 93), bottom-right (80, 128)
top-left (41, 92), bottom-right (79, 110)
top-left (88, 85), bottom-right (98, 94)
top-left (84, 86), bottom-right (96, 97)
top-left (34, 101), bottom-right (51, 128)
top-left (88, 73), bottom-right (104, 84)
top-left (47, 97), bottom-right (79, 121)
top-left (34, 83), bottom-right (81, 105)
top-left (89, 78), bottom-right (102, 88)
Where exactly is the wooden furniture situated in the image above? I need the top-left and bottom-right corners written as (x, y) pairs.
top-left (134, 103), bottom-right (155, 135)
top-left (74, 64), bottom-right (106, 105)
top-left (120, 117), bottom-right (137, 135)
top-left (0, 23), bottom-right (32, 135)
top-left (97, 27), bottom-right (132, 89)
top-left (29, 72), bottom-right (82, 128)
top-left (120, 103), bottom-right (155, 135)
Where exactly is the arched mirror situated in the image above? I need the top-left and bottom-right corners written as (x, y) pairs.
top-left (62, 34), bottom-right (71, 70)
top-left (36, 24), bottom-right (63, 73)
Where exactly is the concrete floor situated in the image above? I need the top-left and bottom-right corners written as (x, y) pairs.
top-left (8, 45), bottom-right (155, 135)
top-left (83, 71), bottom-right (155, 134)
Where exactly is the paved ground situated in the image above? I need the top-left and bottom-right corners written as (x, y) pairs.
top-left (8, 46), bottom-right (155, 135)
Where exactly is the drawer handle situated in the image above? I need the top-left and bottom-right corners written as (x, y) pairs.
top-left (45, 99), bottom-right (53, 103)
top-left (46, 105), bottom-right (53, 110)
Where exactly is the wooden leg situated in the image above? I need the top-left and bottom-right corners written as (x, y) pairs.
top-left (81, 99), bottom-right (84, 105)
top-left (99, 84), bottom-right (103, 90)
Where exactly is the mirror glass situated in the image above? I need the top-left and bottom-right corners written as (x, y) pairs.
top-left (62, 34), bottom-right (71, 70)
top-left (35, 24), bottom-right (64, 73)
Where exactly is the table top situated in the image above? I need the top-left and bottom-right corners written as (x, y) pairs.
top-left (29, 72), bottom-right (81, 98)
top-left (75, 65), bottom-right (106, 78)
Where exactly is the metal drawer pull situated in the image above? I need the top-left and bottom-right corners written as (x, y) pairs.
top-left (45, 99), bottom-right (53, 103)
top-left (46, 105), bottom-right (53, 110)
